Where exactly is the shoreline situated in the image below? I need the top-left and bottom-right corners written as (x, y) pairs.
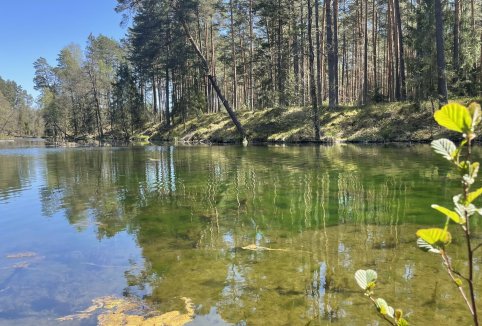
top-left (146, 102), bottom-right (459, 144)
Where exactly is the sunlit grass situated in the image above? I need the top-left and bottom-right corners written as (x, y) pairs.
top-left (149, 99), bottom-right (479, 143)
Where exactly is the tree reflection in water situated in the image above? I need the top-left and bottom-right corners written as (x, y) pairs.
top-left (1, 144), bottom-right (480, 325)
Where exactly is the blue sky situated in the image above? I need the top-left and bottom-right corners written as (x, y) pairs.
top-left (0, 0), bottom-right (127, 100)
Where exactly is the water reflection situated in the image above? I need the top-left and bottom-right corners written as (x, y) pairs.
top-left (0, 154), bottom-right (38, 202)
top-left (0, 144), bottom-right (480, 325)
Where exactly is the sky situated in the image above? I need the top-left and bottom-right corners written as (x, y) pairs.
top-left (0, 0), bottom-right (128, 100)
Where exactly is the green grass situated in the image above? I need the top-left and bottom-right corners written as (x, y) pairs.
top-left (0, 134), bottom-right (14, 140)
top-left (148, 99), bottom-right (478, 143)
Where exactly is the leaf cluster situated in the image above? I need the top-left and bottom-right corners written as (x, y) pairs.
top-left (354, 269), bottom-right (409, 326)
top-left (416, 102), bottom-right (481, 324)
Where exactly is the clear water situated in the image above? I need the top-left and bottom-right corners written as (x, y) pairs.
top-left (0, 140), bottom-right (480, 325)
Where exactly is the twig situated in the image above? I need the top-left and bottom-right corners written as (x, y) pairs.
top-left (463, 139), bottom-right (479, 325)
top-left (441, 250), bottom-right (474, 316)
top-left (472, 243), bottom-right (482, 253)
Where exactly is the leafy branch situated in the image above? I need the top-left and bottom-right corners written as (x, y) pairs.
top-left (354, 269), bottom-right (409, 326)
top-left (417, 102), bottom-right (481, 325)
top-left (355, 102), bottom-right (481, 325)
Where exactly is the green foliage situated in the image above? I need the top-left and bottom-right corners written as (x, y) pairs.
top-left (416, 228), bottom-right (452, 246)
top-left (433, 103), bottom-right (472, 133)
top-left (430, 138), bottom-right (457, 161)
top-left (357, 102), bottom-right (481, 325)
top-left (417, 102), bottom-right (481, 324)
top-left (466, 187), bottom-right (482, 204)
top-left (34, 35), bottom-right (133, 141)
top-left (354, 269), bottom-right (408, 325)
top-left (431, 204), bottom-right (465, 224)
top-left (112, 64), bottom-right (145, 138)
top-left (416, 238), bottom-right (441, 254)
top-left (354, 269), bottom-right (377, 293)
top-left (375, 298), bottom-right (394, 318)
top-left (0, 76), bottom-right (42, 137)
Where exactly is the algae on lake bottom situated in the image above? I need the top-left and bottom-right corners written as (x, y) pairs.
top-left (58, 296), bottom-right (195, 326)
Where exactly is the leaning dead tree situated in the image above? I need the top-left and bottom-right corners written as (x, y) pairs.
top-left (116, 0), bottom-right (247, 141)
top-left (179, 18), bottom-right (247, 141)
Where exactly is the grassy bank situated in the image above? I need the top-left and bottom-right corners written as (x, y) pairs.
top-left (146, 99), bottom-right (478, 143)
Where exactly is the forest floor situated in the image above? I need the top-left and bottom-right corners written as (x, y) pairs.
top-left (145, 99), bottom-right (479, 143)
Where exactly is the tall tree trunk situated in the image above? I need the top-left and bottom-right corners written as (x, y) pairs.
top-left (363, 0), bottom-right (369, 104)
top-left (264, 18), bottom-right (276, 103)
top-left (453, 0), bottom-right (460, 75)
top-left (211, 19), bottom-right (219, 113)
top-left (152, 76), bottom-right (158, 115)
top-left (165, 12), bottom-right (171, 127)
top-left (229, 0), bottom-right (238, 110)
top-left (326, 0), bottom-right (336, 108)
top-left (87, 67), bottom-right (104, 140)
top-left (165, 67), bottom-right (170, 127)
top-left (372, 0), bottom-right (378, 96)
top-left (300, 0), bottom-right (306, 107)
top-left (392, 0), bottom-right (400, 101)
top-left (387, 0), bottom-right (394, 101)
top-left (293, 2), bottom-right (300, 103)
top-left (315, 0), bottom-right (323, 107)
top-left (308, 0), bottom-right (321, 140)
top-left (277, 0), bottom-right (286, 106)
top-left (249, 0), bottom-right (254, 110)
top-left (393, 0), bottom-right (406, 99)
top-left (434, 0), bottom-right (448, 104)
top-left (333, 0), bottom-right (339, 104)
top-left (321, 0), bottom-right (327, 101)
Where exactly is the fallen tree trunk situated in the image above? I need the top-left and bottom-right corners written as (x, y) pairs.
top-left (180, 19), bottom-right (247, 141)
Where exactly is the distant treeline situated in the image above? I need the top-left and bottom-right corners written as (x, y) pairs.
top-left (34, 0), bottom-right (482, 141)
top-left (0, 77), bottom-right (43, 138)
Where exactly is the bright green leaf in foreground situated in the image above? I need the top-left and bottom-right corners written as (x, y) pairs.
top-left (431, 204), bottom-right (465, 224)
top-left (469, 102), bottom-right (482, 127)
top-left (375, 298), bottom-right (394, 318)
top-left (470, 162), bottom-right (480, 179)
top-left (416, 228), bottom-right (452, 247)
top-left (434, 103), bottom-right (472, 133)
top-left (354, 269), bottom-right (377, 290)
top-left (466, 187), bottom-right (482, 204)
top-left (431, 139), bottom-right (457, 161)
top-left (416, 238), bottom-right (441, 254)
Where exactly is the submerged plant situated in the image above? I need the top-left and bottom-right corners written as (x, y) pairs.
top-left (416, 102), bottom-right (481, 325)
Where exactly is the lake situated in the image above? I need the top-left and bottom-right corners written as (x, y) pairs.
top-left (0, 141), bottom-right (481, 325)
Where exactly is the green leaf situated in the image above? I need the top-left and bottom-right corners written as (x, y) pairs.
top-left (431, 139), bottom-right (457, 161)
top-left (354, 269), bottom-right (377, 290)
top-left (416, 238), bottom-right (441, 254)
top-left (431, 204), bottom-right (465, 224)
top-left (416, 228), bottom-right (452, 247)
top-left (469, 102), bottom-right (482, 127)
top-left (470, 162), bottom-right (480, 179)
top-left (397, 318), bottom-right (409, 326)
top-left (467, 187), bottom-right (482, 204)
top-left (454, 194), bottom-right (477, 218)
top-left (375, 298), bottom-right (394, 318)
top-left (434, 103), bottom-right (472, 133)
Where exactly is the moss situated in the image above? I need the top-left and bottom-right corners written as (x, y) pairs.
top-left (146, 99), bottom-right (478, 143)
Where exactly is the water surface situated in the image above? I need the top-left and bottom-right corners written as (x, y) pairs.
top-left (0, 141), bottom-right (481, 325)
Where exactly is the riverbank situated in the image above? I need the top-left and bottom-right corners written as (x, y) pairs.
top-left (147, 100), bottom-right (476, 143)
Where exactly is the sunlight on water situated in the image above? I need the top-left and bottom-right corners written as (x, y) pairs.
top-left (0, 143), bottom-right (480, 325)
